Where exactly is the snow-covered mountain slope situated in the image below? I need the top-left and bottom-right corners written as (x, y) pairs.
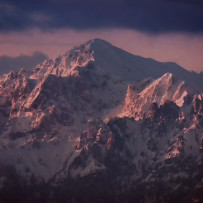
top-left (0, 39), bottom-right (202, 203)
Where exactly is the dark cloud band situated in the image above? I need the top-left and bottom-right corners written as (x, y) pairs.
top-left (0, 0), bottom-right (203, 33)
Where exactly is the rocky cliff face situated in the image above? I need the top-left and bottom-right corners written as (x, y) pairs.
top-left (0, 39), bottom-right (202, 202)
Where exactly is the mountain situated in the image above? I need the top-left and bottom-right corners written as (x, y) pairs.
top-left (0, 39), bottom-right (202, 203)
top-left (31, 39), bottom-right (203, 88)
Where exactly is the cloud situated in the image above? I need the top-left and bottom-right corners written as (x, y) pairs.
top-left (0, 52), bottom-right (48, 75)
top-left (165, 0), bottom-right (203, 6)
top-left (0, 0), bottom-right (202, 33)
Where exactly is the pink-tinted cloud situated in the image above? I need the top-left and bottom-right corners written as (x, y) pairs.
top-left (0, 28), bottom-right (203, 72)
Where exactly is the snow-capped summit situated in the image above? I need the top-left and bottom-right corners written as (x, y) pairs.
top-left (31, 39), bottom-right (203, 89)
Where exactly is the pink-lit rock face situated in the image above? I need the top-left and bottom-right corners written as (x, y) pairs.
top-left (121, 73), bottom-right (197, 119)
top-left (0, 39), bottom-right (202, 202)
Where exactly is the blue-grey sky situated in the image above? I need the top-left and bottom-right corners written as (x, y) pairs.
top-left (0, 0), bottom-right (203, 74)
top-left (1, 0), bottom-right (203, 33)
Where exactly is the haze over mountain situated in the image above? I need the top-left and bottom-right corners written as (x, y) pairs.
top-left (0, 39), bottom-right (202, 202)
top-left (0, 52), bottom-right (48, 75)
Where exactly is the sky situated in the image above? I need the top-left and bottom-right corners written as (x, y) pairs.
top-left (0, 0), bottom-right (203, 74)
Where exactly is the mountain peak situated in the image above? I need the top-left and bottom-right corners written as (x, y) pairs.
top-left (161, 72), bottom-right (173, 79)
top-left (66, 38), bottom-right (112, 54)
top-left (77, 38), bottom-right (114, 54)
top-left (156, 72), bottom-right (174, 86)
top-left (86, 38), bottom-right (111, 46)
